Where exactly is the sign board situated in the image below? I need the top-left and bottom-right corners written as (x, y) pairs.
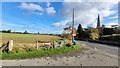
top-left (8, 40), bottom-right (13, 51)
top-left (72, 34), bottom-right (76, 36)
top-left (11, 41), bottom-right (13, 46)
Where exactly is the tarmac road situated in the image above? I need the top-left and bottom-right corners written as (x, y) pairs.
top-left (2, 40), bottom-right (119, 66)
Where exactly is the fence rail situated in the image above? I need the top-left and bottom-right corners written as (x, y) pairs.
top-left (0, 44), bottom-right (7, 51)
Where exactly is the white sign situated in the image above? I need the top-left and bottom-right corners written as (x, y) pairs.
top-left (72, 34), bottom-right (76, 36)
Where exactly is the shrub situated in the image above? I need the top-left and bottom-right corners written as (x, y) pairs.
top-left (90, 33), bottom-right (99, 40)
top-left (84, 27), bottom-right (99, 40)
top-left (65, 39), bottom-right (72, 45)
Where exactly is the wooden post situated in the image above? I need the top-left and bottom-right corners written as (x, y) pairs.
top-left (36, 41), bottom-right (38, 50)
top-left (8, 40), bottom-right (13, 51)
top-left (63, 37), bottom-right (65, 46)
top-left (53, 41), bottom-right (56, 48)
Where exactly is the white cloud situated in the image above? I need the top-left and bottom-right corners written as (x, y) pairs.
top-left (88, 0), bottom-right (118, 3)
top-left (51, 20), bottom-right (69, 27)
top-left (31, 12), bottom-right (43, 15)
top-left (46, 2), bottom-right (56, 14)
top-left (108, 23), bottom-right (118, 25)
top-left (108, 14), bottom-right (118, 19)
top-left (18, 2), bottom-right (44, 16)
top-left (64, 0), bottom-right (82, 2)
top-left (47, 2), bottom-right (50, 7)
top-left (6, 24), bottom-right (24, 27)
top-left (64, 0), bottom-right (118, 3)
top-left (18, 2), bottom-right (43, 11)
top-left (46, 7), bottom-right (56, 14)
top-left (99, 9), bottom-right (117, 19)
top-left (105, 23), bottom-right (118, 28)
top-left (2, 23), bottom-right (32, 28)
top-left (52, 31), bottom-right (63, 34)
top-left (0, 21), bottom-right (2, 25)
top-left (19, 2), bottom-right (56, 15)
top-left (55, 1), bottom-right (118, 28)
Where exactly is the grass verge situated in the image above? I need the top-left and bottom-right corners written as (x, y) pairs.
top-left (2, 43), bottom-right (81, 59)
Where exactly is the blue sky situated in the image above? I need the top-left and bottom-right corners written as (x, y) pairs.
top-left (1, 1), bottom-right (118, 34)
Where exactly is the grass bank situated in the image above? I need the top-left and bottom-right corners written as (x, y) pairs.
top-left (99, 34), bottom-right (120, 42)
top-left (2, 43), bottom-right (81, 59)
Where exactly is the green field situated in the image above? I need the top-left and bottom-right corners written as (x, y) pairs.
top-left (1, 33), bottom-right (61, 44)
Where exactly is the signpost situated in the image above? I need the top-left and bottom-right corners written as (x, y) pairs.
top-left (36, 41), bottom-right (38, 50)
top-left (72, 34), bottom-right (76, 36)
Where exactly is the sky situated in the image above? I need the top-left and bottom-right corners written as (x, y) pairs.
top-left (1, 0), bottom-right (119, 34)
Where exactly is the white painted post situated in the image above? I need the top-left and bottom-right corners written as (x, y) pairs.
top-left (36, 41), bottom-right (38, 50)
top-left (8, 40), bottom-right (13, 51)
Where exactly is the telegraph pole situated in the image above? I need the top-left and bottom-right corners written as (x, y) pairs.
top-left (72, 8), bottom-right (74, 44)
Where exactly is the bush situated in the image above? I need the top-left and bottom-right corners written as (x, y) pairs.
top-left (90, 33), bottom-right (99, 40)
top-left (65, 39), bottom-right (72, 45)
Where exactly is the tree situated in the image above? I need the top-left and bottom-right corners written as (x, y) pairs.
top-left (64, 26), bottom-right (72, 34)
top-left (63, 26), bottom-right (77, 40)
top-left (88, 27), bottom-right (99, 40)
top-left (102, 24), bottom-right (105, 28)
top-left (7, 30), bottom-right (11, 33)
top-left (111, 25), bottom-right (118, 28)
top-left (23, 30), bottom-right (28, 34)
top-left (38, 32), bottom-right (40, 34)
top-left (77, 24), bottom-right (84, 38)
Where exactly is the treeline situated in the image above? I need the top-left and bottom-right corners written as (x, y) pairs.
top-left (0, 30), bottom-right (28, 34)
top-left (0, 30), bottom-right (61, 36)
top-left (0, 30), bottom-right (12, 33)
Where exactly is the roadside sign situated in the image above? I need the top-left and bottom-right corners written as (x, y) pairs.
top-left (8, 40), bottom-right (13, 51)
top-left (72, 34), bottom-right (76, 36)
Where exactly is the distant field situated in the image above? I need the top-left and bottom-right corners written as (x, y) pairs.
top-left (1, 33), bottom-right (61, 44)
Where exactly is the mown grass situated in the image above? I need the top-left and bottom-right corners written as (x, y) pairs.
top-left (2, 43), bottom-right (81, 59)
top-left (1, 33), bottom-right (61, 44)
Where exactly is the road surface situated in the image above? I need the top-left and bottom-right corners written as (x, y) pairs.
top-left (2, 40), bottom-right (119, 66)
